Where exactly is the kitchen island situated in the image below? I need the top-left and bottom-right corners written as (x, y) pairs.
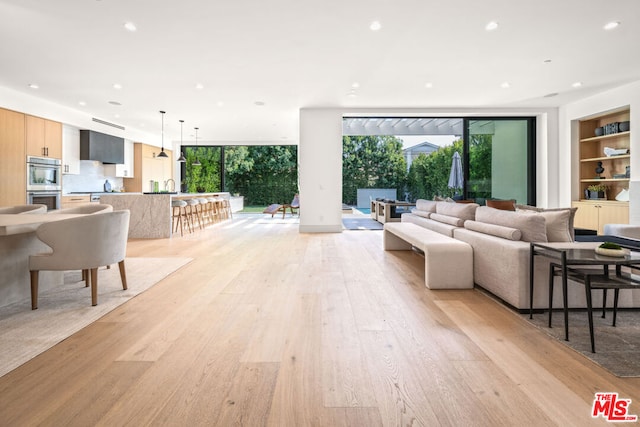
top-left (100, 192), bottom-right (234, 239)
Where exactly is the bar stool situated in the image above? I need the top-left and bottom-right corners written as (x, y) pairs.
top-left (171, 199), bottom-right (189, 236)
top-left (185, 199), bottom-right (202, 230)
top-left (207, 197), bottom-right (221, 223)
top-left (197, 197), bottom-right (211, 226)
top-left (221, 198), bottom-right (233, 219)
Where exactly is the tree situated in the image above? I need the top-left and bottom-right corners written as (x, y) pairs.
top-left (406, 139), bottom-right (464, 201)
top-left (342, 135), bottom-right (407, 205)
top-left (224, 145), bottom-right (298, 206)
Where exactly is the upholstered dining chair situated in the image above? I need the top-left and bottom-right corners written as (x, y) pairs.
top-left (29, 210), bottom-right (130, 309)
top-left (47, 204), bottom-right (113, 215)
top-left (0, 204), bottom-right (47, 214)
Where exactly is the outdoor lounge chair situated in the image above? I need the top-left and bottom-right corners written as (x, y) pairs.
top-left (263, 194), bottom-right (299, 219)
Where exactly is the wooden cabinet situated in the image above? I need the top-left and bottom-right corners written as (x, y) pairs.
top-left (104, 139), bottom-right (135, 178)
top-left (123, 143), bottom-right (172, 192)
top-left (62, 125), bottom-right (80, 174)
top-left (575, 108), bottom-right (629, 232)
top-left (61, 195), bottom-right (91, 209)
top-left (0, 108), bottom-right (26, 206)
top-left (25, 115), bottom-right (62, 158)
top-left (572, 200), bottom-right (629, 235)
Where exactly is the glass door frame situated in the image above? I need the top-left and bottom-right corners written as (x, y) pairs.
top-left (462, 117), bottom-right (537, 206)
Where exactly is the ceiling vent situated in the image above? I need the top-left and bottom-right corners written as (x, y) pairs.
top-left (92, 117), bottom-right (125, 130)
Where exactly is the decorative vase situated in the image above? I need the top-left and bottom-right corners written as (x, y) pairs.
top-left (594, 127), bottom-right (604, 136)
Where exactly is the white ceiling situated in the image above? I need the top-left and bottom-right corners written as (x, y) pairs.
top-left (1, 0), bottom-right (638, 146)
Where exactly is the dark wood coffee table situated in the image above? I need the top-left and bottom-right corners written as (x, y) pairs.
top-left (530, 243), bottom-right (640, 350)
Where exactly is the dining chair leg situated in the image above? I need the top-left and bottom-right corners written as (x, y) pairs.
top-left (30, 270), bottom-right (39, 310)
top-left (91, 268), bottom-right (98, 306)
top-left (118, 260), bottom-right (128, 290)
top-left (83, 269), bottom-right (90, 287)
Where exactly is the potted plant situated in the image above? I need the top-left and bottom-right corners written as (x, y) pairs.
top-left (587, 183), bottom-right (608, 200)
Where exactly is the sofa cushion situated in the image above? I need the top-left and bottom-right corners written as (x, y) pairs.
top-left (410, 208), bottom-right (431, 219)
top-left (415, 199), bottom-right (437, 213)
top-left (430, 213), bottom-right (465, 227)
top-left (475, 206), bottom-right (547, 242)
top-left (436, 201), bottom-right (479, 221)
top-left (464, 220), bottom-right (522, 241)
top-left (516, 205), bottom-right (576, 241)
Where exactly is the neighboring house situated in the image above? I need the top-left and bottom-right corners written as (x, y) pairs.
top-left (402, 140), bottom-right (440, 170)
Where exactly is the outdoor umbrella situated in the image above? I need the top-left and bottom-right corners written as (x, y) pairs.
top-left (448, 151), bottom-right (464, 194)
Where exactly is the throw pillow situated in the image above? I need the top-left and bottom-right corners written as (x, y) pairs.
top-left (516, 205), bottom-right (576, 240)
top-left (476, 206), bottom-right (547, 242)
top-left (410, 208), bottom-right (431, 219)
top-left (436, 201), bottom-right (479, 221)
top-left (464, 220), bottom-right (522, 241)
top-left (415, 199), bottom-right (437, 213)
top-left (430, 213), bottom-right (465, 227)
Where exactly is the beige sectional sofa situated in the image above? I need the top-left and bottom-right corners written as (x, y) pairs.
top-left (401, 200), bottom-right (640, 311)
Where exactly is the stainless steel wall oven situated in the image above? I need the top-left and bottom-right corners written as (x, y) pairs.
top-left (26, 156), bottom-right (62, 191)
top-left (27, 191), bottom-right (61, 211)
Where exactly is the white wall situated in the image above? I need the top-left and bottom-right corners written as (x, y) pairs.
top-left (299, 107), bottom-right (559, 232)
top-left (0, 86), bottom-right (159, 146)
top-left (559, 80), bottom-right (640, 224)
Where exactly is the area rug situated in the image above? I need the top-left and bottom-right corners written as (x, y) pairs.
top-left (343, 218), bottom-right (384, 230)
top-left (0, 257), bottom-right (192, 378)
top-left (524, 309), bottom-right (640, 377)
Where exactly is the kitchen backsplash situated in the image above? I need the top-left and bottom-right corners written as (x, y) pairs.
top-left (62, 160), bottom-right (124, 193)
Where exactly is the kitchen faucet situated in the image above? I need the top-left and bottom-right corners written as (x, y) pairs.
top-left (165, 179), bottom-right (176, 192)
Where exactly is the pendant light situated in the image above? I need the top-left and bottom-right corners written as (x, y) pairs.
top-left (177, 120), bottom-right (186, 162)
top-left (157, 110), bottom-right (169, 158)
top-left (192, 127), bottom-right (201, 166)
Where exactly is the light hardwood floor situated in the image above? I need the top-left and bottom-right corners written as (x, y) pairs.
top-left (1, 214), bottom-right (638, 426)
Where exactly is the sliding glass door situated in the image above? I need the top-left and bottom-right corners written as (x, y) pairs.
top-left (464, 118), bottom-right (536, 205)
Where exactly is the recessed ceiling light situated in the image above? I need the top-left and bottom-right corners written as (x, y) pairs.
top-left (500, 82), bottom-right (510, 89)
top-left (113, 83), bottom-right (122, 90)
top-left (78, 101), bottom-right (86, 106)
top-left (123, 22), bottom-right (137, 32)
top-left (28, 83), bottom-right (39, 89)
top-left (254, 101), bottom-right (265, 106)
top-left (425, 82), bottom-right (433, 89)
top-left (485, 21), bottom-right (499, 31)
top-left (108, 100), bottom-right (122, 106)
top-left (572, 81), bottom-right (583, 88)
top-left (543, 59), bottom-right (552, 63)
top-left (370, 21), bottom-right (382, 31)
top-left (603, 21), bottom-right (620, 30)
top-left (347, 91), bottom-right (358, 98)
top-left (351, 82), bottom-right (360, 88)
top-left (195, 83), bottom-right (204, 90)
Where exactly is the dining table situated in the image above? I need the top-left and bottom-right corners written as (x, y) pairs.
top-left (0, 213), bottom-right (82, 308)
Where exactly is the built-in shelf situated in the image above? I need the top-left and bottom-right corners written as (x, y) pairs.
top-left (580, 154), bottom-right (630, 163)
top-left (579, 131), bottom-right (630, 143)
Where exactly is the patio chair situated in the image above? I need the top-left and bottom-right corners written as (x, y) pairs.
top-left (263, 194), bottom-right (300, 219)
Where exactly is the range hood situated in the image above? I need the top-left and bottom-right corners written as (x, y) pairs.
top-left (80, 130), bottom-right (124, 164)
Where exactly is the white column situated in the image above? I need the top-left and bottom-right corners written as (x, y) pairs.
top-left (299, 109), bottom-right (343, 232)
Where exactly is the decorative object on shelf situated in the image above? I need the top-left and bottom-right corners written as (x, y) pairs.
top-left (603, 146), bottom-right (629, 157)
top-left (595, 161), bottom-right (604, 178)
top-left (594, 127), bottom-right (604, 137)
top-left (615, 188), bottom-right (630, 202)
top-left (587, 183), bottom-right (607, 200)
top-left (613, 173), bottom-right (627, 179)
top-left (177, 119), bottom-right (186, 162)
top-left (619, 121), bottom-right (630, 132)
top-left (192, 127), bottom-right (201, 166)
top-left (595, 242), bottom-right (627, 257)
top-left (157, 111), bottom-right (169, 159)
top-left (603, 122), bottom-right (620, 135)
top-left (103, 179), bottom-right (111, 192)
top-left (626, 165), bottom-right (630, 178)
